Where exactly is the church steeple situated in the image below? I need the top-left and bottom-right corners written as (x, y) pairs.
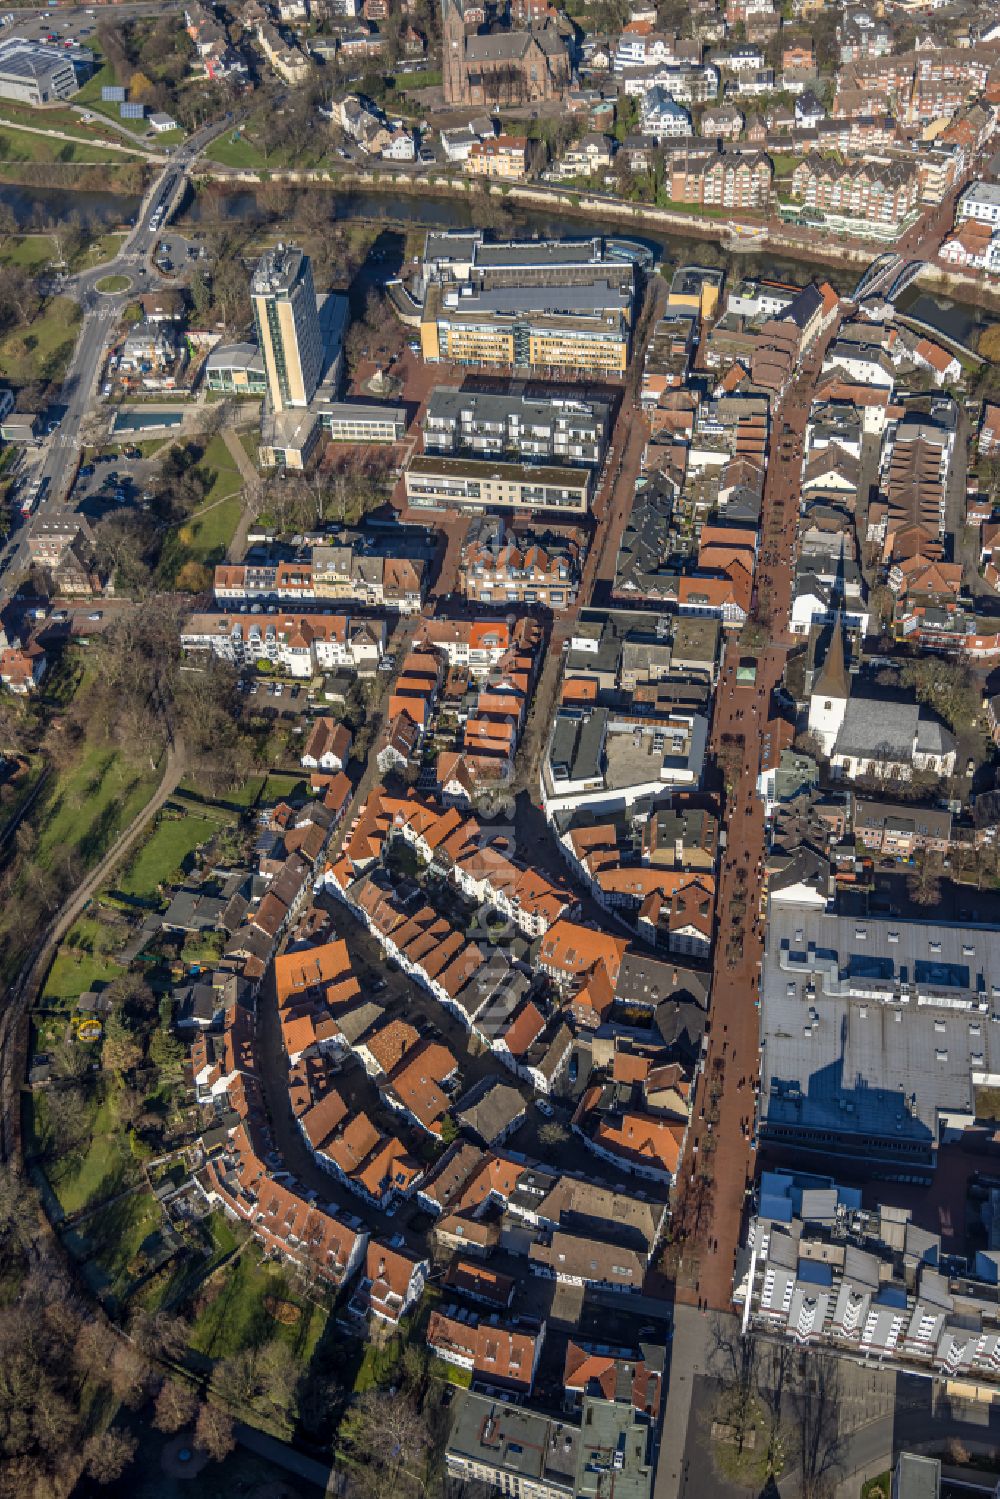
top-left (442, 0), bottom-right (466, 105)
top-left (814, 615), bottom-right (849, 702)
top-left (807, 616), bottom-right (850, 758)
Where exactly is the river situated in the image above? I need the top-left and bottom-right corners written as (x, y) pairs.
top-left (896, 289), bottom-right (991, 351)
top-left (187, 183), bottom-right (817, 287)
top-left (0, 182), bottom-right (140, 231)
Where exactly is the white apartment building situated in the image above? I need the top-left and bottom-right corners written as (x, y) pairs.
top-left (957, 181), bottom-right (1000, 227)
top-left (180, 612), bottom-right (385, 676)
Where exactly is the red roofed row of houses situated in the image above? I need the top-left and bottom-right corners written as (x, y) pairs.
top-left (676, 522), bottom-right (759, 629)
top-left (199, 1122), bottom-right (368, 1290)
top-left (274, 937), bottom-right (460, 1198)
top-left (185, 783), bottom-right (422, 1299)
top-left (336, 786), bottom-right (576, 939)
top-left (427, 1306), bottom-right (545, 1393)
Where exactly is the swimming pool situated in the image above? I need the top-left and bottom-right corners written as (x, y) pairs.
top-left (112, 410), bottom-right (185, 433)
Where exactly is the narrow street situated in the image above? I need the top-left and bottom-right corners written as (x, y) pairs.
top-left (667, 309), bottom-right (845, 1312)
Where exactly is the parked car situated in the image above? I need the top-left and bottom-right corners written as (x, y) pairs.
top-left (536, 1099), bottom-right (554, 1117)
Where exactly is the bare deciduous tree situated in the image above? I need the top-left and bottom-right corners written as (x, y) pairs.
top-left (195, 1402), bottom-right (236, 1463)
top-left (153, 1378), bottom-right (200, 1434)
top-left (790, 1349), bottom-right (845, 1499)
top-left (84, 1426), bottom-right (138, 1484)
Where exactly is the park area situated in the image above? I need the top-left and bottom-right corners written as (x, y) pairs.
top-left (0, 121), bottom-right (138, 166)
top-left (158, 433), bottom-right (248, 585)
top-left (0, 294), bottom-right (82, 386)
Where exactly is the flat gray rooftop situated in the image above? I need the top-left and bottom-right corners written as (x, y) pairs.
top-left (475, 237), bottom-right (604, 268)
top-left (443, 280), bottom-right (631, 318)
top-left (761, 904), bottom-right (1000, 1149)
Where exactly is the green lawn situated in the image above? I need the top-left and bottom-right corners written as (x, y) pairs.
top-left (200, 434), bottom-right (244, 504)
top-left (0, 122), bottom-right (137, 165)
top-left (68, 1187), bottom-right (165, 1302)
top-left (185, 494), bottom-right (242, 561)
top-left (95, 273), bottom-right (130, 293)
top-left (771, 152), bottom-right (799, 178)
top-left (204, 131), bottom-right (271, 170)
top-left (118, 810), bottom-right (224, 899)
top-left (178, 434), bottom-right (245, 562)
top-left (0, 235), bottom-right (54, 270)
top-left (86, 435), bottom-right (170, 462)
top-left (261, 771), bottom-right (308, 803)
top-left (187, 1252), bottom-right (327, 1363)
top-left (73, 61), bottom-right (147, 134)
top-left (353, 1339), bottom-right (400, 1394)
top-left (398, 69), bottom-right (442, 89)
top-left (178, 773), bottom-right (265, 809)
top-left (430, 1356), bottom-right (472, 1387)
top-left (203, 125), bottom-right (327, 173)
top-left (132, 1204), bottom-right (241, 1316)
top-left (205, 1211), bottom-right (239, 1258)
top-left (37, 738), bottom-right (161, 874)
top-left (30, 1088), bottom-right (137, 1217)
top-left (42, 941), bottom-right (124, 1003)
top-left (0, 99), bottom-right (121, 142)
top-left (0, 295), bottom-right (81, 385)
top-left (76, 231), bottom-right (127, 265)
top-left (660, 195), bottom-right (731, 220)
top-left (74, 61), bottom-right (117, 106)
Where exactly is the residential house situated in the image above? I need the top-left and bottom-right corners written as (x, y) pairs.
top-left (357, 1241), bottom-right (429, 1323)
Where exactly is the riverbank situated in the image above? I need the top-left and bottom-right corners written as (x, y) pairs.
top-left (0, 160), bottom-right (147, 198)
top-left (192, 160), bottom-right (874, 267)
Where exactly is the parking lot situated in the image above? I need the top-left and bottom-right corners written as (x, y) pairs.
top-left (239, 677), bottom-right (317, 726)
top-left (70, 445), bottom-right (162, 521)
top-left (1, 9), bottom-right (99, 46)
top-left (152, 233), bottom-right (201, 279)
